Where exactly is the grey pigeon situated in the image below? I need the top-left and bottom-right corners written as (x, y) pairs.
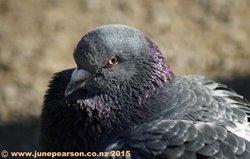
top-left (39, 24), bottom-right (250, 159)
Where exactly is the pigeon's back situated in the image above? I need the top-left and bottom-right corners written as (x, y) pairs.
top-left (107, 75), bottom-right (250, 159)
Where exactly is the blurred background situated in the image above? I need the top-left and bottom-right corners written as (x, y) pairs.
top-left (0, 0), bottom-right (249, 151)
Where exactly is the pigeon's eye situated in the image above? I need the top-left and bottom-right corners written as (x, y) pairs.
top-left (107, 56), bottom-right (119, 67)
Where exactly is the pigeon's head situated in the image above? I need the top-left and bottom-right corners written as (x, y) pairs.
top-left (65, 24), bottom-right (173, 97)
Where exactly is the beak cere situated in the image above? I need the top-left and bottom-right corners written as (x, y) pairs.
top-left (65, 68), bottom-right (91, 97)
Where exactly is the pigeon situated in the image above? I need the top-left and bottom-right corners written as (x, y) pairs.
top-left (39, 24), bottom-right (250, 159)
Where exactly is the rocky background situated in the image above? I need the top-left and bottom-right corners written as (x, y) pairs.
top-left (0, 0), bottom-right (249, 151)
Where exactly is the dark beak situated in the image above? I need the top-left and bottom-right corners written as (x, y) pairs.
top-left (65, 68), bottom-right (91, 97)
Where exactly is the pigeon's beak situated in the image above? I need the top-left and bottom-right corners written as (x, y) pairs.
top-left (65, 68), bottom-right (91, 97)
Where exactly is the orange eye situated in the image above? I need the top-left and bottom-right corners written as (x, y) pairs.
top-left (108, 56), bottom-right (118, 66)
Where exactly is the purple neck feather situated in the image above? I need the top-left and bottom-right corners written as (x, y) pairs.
top-left (147, 37), bottom-right (173, 81)
top-left (141, 38), bottom-right (173, 99)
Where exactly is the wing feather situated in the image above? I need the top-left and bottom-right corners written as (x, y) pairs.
top-left (104, 76), bottom-right (250, 159)
top-left (106, 120), bottom-right (250, 159)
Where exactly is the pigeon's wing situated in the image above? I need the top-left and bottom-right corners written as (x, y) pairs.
top-left (103, 76), bottom-right (250, 159)
top-left (189, 75), bottom-right (250, 121)
top-left (186, 75), bottom-right (250, 140)
top-left (105, 120), bottom-right (250, 159)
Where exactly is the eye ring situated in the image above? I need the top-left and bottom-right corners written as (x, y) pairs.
top-left (108, 56), bottom-right (119, 66)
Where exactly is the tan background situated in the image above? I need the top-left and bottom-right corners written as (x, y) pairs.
top-left (0, 0), bottom-right (249, 150)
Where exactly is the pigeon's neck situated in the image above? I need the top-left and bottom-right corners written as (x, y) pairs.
top-left (147, 37), bottom-right (173, 81)
top-left (141, 37), bottom-right (174, 99)
top-left (62, 77), bottom-right (173, 150)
